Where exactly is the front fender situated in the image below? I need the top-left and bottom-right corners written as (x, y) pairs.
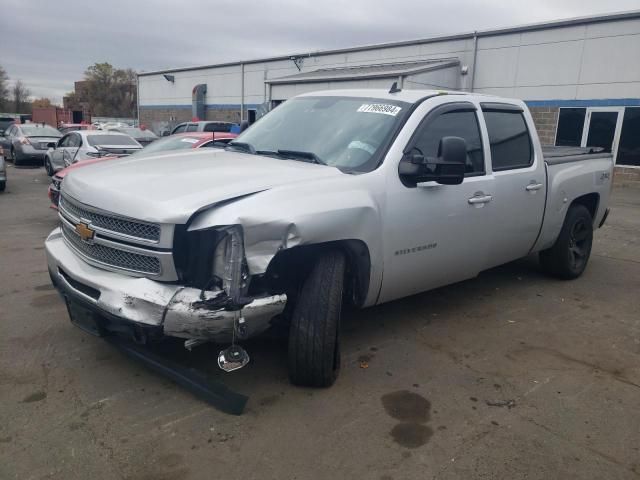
top-left (188, 174), bottom-right (384, 306)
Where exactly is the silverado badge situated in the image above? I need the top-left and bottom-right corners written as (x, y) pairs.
top-left (75, 222), bottom-right (95, 242)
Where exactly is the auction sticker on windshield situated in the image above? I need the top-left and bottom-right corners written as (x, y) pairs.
top-left (181, 138), bottom-right (199, 143)
top-left (357, 104), bottom-right (402, 116)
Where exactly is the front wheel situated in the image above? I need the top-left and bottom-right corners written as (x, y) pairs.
top-left (540, 204), bottom-right (593, 279)
top-left (11, 148), bottom-right (20, 167)
top-left (288, 250), bottom-right (345, 387)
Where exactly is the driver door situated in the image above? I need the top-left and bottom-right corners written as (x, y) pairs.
top-left (379, 101), bottom-right (495, 303)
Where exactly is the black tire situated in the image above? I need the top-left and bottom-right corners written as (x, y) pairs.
top-left (540, 204), bottom-right (593, 279)
top-left (11, 148), bottom-right (20, 167)
top-left (0, 181), bottom-right (5, 192)
top-left (288, 250), bottom-right (345, 387)
top-left (44, 157), bottom-right (53, 176)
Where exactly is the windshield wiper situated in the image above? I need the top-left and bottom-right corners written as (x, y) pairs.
top-left (226, 141), bottom-right (256, 154)
top-left (276, 149), bottom-right (326, 165)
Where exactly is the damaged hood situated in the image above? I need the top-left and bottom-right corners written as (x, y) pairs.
top-left (62, 149), bottom-right (343, 224)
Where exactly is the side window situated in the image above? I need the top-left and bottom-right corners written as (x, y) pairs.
top-left (185, 123), bottom-right (198, 132)
top-left (172, 124), bottom-right (186, 134)
top-left (483, 110), bottom-right (533, 171)
top-left (59, 134), bottom-right (71, 147)
top-left (413, 110), bottom-right (485, 176)
top-left (68, 134), bottom-right (80, 148)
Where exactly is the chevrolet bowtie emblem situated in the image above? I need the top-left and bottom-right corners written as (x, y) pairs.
top-left (75, 222), bottom-right (95, 242)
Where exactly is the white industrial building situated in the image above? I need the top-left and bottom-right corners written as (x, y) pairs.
top-left (138, 10), bottom-right (640, 167)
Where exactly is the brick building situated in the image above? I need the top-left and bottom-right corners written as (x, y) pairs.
top-left (138, 10), bottom-right (640, 174)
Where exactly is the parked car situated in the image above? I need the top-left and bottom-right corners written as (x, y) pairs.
top-left (0, 117), bottom-right (15, 156)
top-left (59, 123), bottom-right (94, 135)
top-left (47, 132), bottom-right (237, 207)
top-left (3, 123), bottom-right (62, 166)
top-left (132, 131), bottom-right (237, 156)
top-left (0, 150), bottom-right (6, 191)
top-left (44, 131), bottom-right (143, 175)
top-left (0, 116), bottom-right (16, 136)
top-left (169, 121), bottom-right (236, 135)
top-left (45, 89), bottom-right (613, 388)
top-left (107, 127), bottom-right (159, 146)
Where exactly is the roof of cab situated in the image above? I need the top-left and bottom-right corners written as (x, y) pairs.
top-left (297, 89), bottom-right (524, 107)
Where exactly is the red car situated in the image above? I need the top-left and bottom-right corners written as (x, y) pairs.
top-left (48, 131), bottom-right (237, 208)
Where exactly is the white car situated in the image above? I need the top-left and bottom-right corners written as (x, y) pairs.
top-left (45, 130), bottom-right (143, 175)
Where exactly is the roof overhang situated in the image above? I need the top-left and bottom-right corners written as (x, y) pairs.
top-left (265, 59), bottom-right (460, 85)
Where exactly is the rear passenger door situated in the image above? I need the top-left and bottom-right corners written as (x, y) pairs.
top-left (480, 103), bottom-right (546, 268)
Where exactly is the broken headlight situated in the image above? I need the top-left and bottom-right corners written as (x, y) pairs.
top-left (211, 226), bottom-right (245, 301)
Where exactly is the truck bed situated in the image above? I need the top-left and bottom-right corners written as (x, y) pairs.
top-left (542, 146), bottom-right (613, 165)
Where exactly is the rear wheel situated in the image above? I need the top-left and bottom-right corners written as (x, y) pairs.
top-left (288, 250), bottom-right (345, 387)
top-left (44, 157), bottom-right (53, 176)
top-left (540, 204), bottom-right (593, 279)
top-left (0, 180), bottom-right (5, 192)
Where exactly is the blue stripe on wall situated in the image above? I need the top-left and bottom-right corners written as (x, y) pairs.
top-left (525, 98), bottom-right (640, 107)
top-left (139, 103), bottom-right (261, 110)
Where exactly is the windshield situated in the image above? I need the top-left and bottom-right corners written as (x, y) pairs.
top-left (130, 135), bottom-right (201, 156)
top-left (117, 127), bottom-right (158, 138)
top-left (87, 134), bottom-right (140, 147)
top-left (232, 96), bottom-right (409, 172)
top-left (20, 125), bottom-right (61, 137)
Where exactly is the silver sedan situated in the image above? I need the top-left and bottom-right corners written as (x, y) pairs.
top-left (45, 130), bottom-right (143, 175)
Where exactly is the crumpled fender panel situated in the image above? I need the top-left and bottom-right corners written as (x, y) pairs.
top-left (188, 174), bottom-right (385, 307)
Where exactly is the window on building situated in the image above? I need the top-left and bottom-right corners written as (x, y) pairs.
top-left (555, 108), bottom-right (586, 146)
top-left (412, 110), bottom-right (485, 176)
top-left (483, 110), bottom-right (533, 171)
top-left (617, 107), bottom-right (640, 166)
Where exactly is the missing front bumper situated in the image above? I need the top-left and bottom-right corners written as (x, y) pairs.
top-left (46, 227), bottom-right (287, 343)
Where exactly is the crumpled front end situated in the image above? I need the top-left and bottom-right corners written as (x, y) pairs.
top-left (46, 224), bottom-right (287, 344)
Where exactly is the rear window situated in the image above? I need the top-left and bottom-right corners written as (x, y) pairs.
top-left (203, 122), bottom-right (232, 133)
top-left (483, 110), bottom-right (533, 171)
top-left (87, 134), bottom-right (139, 147)
top-left (20, 125), bottom-right (61, 137)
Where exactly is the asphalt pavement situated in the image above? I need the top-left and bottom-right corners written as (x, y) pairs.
top-left (1, 163), bottom-right (639, 479)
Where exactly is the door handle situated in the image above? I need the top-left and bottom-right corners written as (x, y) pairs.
top-left (526, 182), bottom-right (543, 191)
top-left (468, 194), bottom-right (493, 205)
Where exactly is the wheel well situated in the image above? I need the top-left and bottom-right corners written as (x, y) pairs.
top-left (255, 240), bottom-right (372, 308)
top-left (570, 193), bottom-right (599, 221)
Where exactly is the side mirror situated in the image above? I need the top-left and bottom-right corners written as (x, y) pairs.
top-left (399, 136), bottom-right (467, 186)
top-left (162, 131), bottom-right (170, 137)
top-left (239, 120), bottom-right (249, 133)
top-left (47, 142), bottom-right (57, 149)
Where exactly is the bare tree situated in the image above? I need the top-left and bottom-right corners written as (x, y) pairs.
top-left (32, 97), bottom-right (53, 109)
top-left (0, 65), bottom-right (8, 111)
top-left (12, 80), bottom-right (31, 113)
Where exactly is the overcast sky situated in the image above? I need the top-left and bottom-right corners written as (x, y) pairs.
top-left (2, 0), bottom-right (639, 103)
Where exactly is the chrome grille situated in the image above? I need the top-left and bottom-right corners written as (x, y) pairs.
top-left (60, 194), bottom-right (160, 242)
top-left (61, 221), bottom-right (161, 275)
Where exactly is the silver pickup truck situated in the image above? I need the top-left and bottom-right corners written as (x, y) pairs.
top-left (45, 89), bottom-right (613, 387)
